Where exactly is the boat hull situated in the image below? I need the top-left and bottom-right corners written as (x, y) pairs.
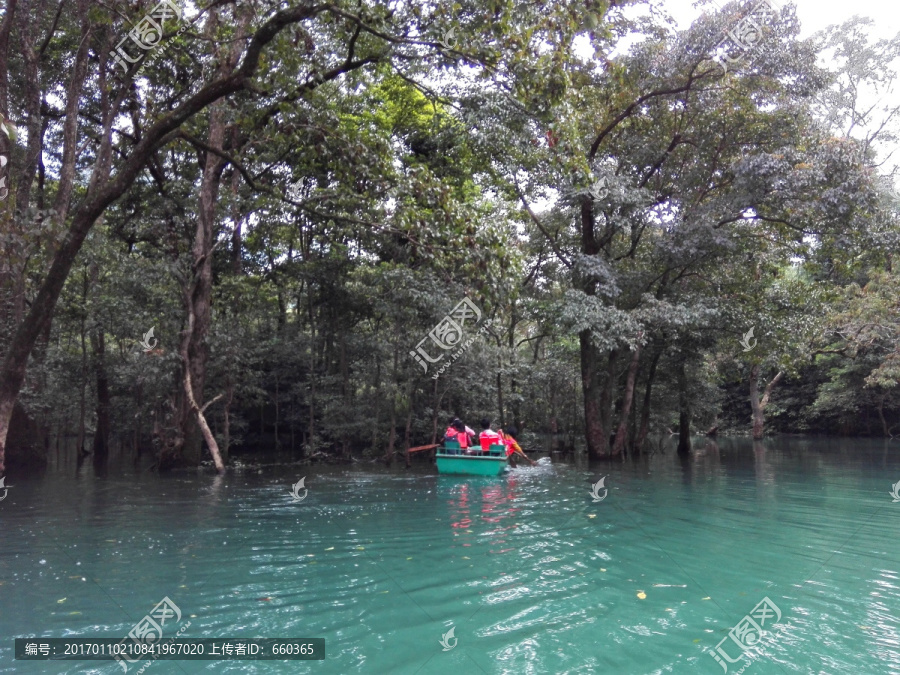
top-left (436, 453), bottom-right (508, 476)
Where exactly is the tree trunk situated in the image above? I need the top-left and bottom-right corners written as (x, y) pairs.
top-left (384, 343), bottom-right (398, 463)
top-left (223, 378), bottom-right (234, 460)
top-left (0, 3), bottom-right (332, 474)
top-left (511, 310), bottom-right (521, 430)
top-left (132, 381), bottom-right (142, 458)
top-left (634, 347), bottom-right (662, 453)
top-left (0, 0), bottom-right (18, 118)
top-left (677, 360), bottom-right (691, 455)
top-left (177, 93), bottom-right (229, 464)
top-left (306, 376), bottom-right (315, 455)
top-left (372, 353), bottom-right (381, 453)
top-left (91, 329), bottom-right (110, 464)
top-left (305, 279), bottom-right (317, 456)
top-left (496, 355), bottom-right (504, 428)
top-left (599, 350), bottom-right (618, 453)
top-left (430, 376), bottom-right (443, 445)
top-left (4, 401), bottom-right (46, 470)
top-left (274, 374), bottom-right (280, 450)
top-left (77, 292), bottom-right (87, 455)
top-left (404, 395), bottom-right (412, 468)
top-left (175, 3), bottom-right (249, 459)
top-left (580, 330), bottom-right (606, 459)
top-left (180, 292), bottom-right (225, 474)
top-left (611, 342), bottom-right (641, 456)
top-left (340, 333), bottom-right (350, 456)
top-left (0, 65), bottom-right (26, 391)
top-left (386, 401), bottom-right (396, 463)
top-left (51, 3), bottom-right (93, 225)
top-left (15, 2), bottom-right (42, 207)
top-left (749, 364), bottom-right (783, 440)
top-left (748, 364), bottom-right (761, 439)
top-left (184, 376), bottom-right (225, 474)
top-left (577, 189), bottom-right (609, 460)
top-left (230, 126), bottom-right (243, 274)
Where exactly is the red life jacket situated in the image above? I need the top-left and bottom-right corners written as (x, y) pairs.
top-left (479, 429), bottom-right (501, 451)
top-left (445, 426), bottom-right (469, 448)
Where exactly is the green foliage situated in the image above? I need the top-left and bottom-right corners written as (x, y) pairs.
top-left (6, 0), bottom-right (900, 472)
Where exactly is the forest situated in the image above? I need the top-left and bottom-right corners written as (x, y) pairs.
top-left (0, 0), bottom-right (898, 475)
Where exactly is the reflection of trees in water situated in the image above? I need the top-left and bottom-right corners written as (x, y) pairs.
top-left (688, 438), bottom-right (720, 483)
top-left (753, 440), bottom-right (776, 488)
top-left (690, 438), bottom-right (778, 496)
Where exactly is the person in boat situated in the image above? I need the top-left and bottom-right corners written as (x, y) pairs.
top-left (456, 420), bottom-right (478, 454)
top-left (478, 418), bottom-right (502, 455)
top-left (443, 417), bottom-right (458, 441)
top-left (444, 418), bottom-right (474, 454)
top-left (500, 426), bottom-right (535, 467)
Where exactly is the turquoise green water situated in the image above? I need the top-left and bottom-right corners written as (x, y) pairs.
top-left (2, 437), bottom-right (900, 674)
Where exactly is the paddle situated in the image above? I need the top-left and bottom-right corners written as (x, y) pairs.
top-left (515, 448), bottom-right (537, 466)
top-left (407, 443), bottom-right (440, 453)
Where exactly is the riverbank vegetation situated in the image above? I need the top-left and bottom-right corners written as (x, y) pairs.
top-left (0, 1), bottom-right (897, 473)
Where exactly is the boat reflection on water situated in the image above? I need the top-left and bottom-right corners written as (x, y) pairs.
top-left (445, 478), bottom-right (522, 556)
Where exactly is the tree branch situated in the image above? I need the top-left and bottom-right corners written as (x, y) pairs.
top-left (201, 393), bottom-right (225, 413)
top-left (512, 180), bottom-right (572, 268)
top-left (759, 371), bottom-right (783, 410)
top-left (588, 74), bottom-right (701, 161)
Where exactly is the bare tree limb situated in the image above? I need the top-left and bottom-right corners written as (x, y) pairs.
top-left (201, 393), bottom-right (225, 414)
top-left (512, 180), bottom-right (572, 268)
top-left (760, 371), bottom-right (783, 411)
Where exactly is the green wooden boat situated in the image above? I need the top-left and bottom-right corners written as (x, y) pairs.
top-left (436, 440), bottom-right (508, 476)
